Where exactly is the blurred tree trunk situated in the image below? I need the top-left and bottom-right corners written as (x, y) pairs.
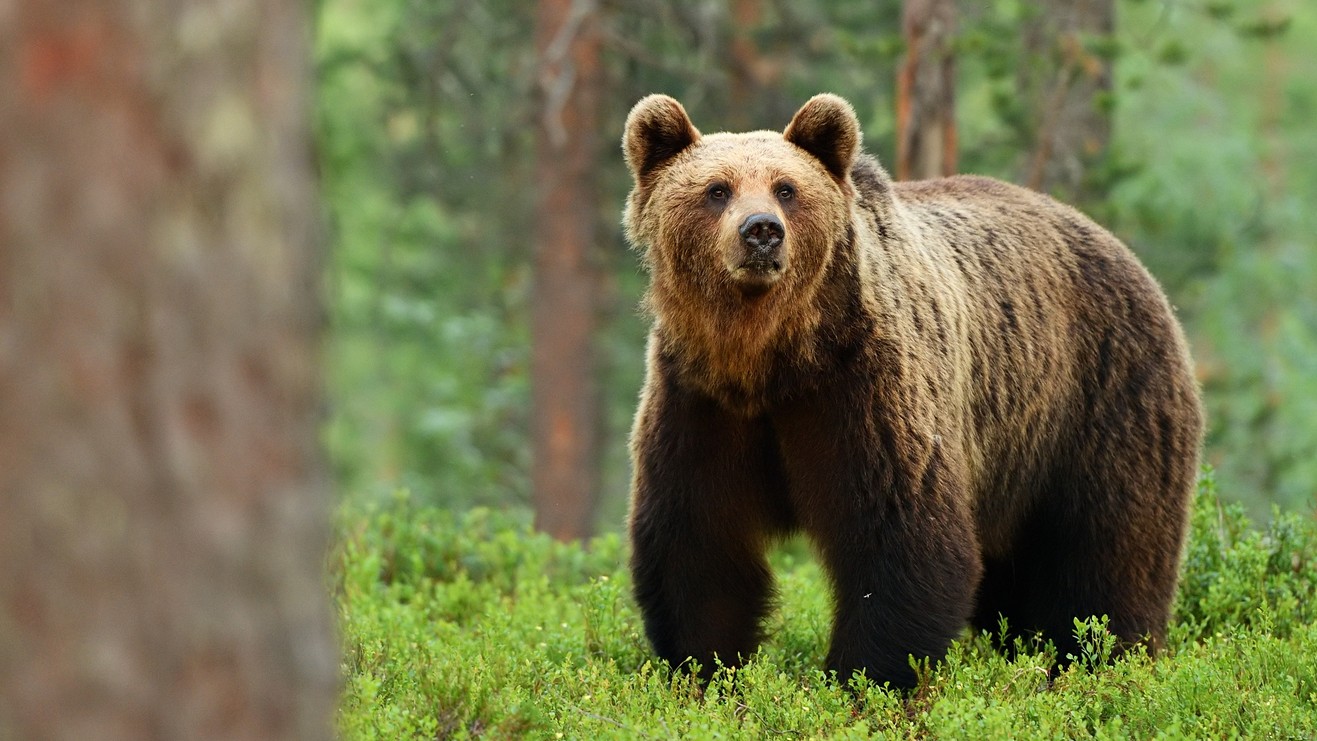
top-left (532, 0), bottom-right (602, 540)
top-left (728, 0), bottom-right (761, 129)
top-left (0, 2), bottom-right (336, 739)
top-left (728, 0), bottom-right (785, 129)
top-left (896, 0), bottom-right (958, 181)
top-left (1019, 0), bottom-right (1114, 200)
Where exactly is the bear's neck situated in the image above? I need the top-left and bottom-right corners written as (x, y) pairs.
top-left (650, 245), bottom-right (872, 416)
top-left (652, 307), bottom-right (815, 415)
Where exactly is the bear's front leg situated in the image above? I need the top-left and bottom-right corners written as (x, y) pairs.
top-left (818, 501), bottom-right (980, 690)
top-left (628, 375), bottom-right (791, 678)
top-left (776, 403), bottom-right (981, 690)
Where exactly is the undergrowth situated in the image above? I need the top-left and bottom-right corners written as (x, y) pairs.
top-left (334, 471), bottom-right (1317, 738)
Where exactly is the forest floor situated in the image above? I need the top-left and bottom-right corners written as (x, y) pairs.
top-left (334, 472), bottom-right (1317, 739)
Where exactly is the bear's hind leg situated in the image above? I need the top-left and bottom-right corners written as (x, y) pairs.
top-left (970, 555), bottom-right (1031, 653)
top-left (1002, 463), bottom-right (1192, 667)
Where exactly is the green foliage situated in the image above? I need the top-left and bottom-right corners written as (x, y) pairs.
top-left (336, 475), bottom-right (1317, 738)
top-left (1105, 1), bottom-right (1317, 515)
top-left (317, 0), bottom-right (536, 508)
top-left (1174, 469), bottom-right (1317, 640)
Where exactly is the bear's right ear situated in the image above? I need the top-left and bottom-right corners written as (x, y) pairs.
top-left (784, 94), bottom-right (861, 182)
top-left (623, 95), bottom-right (701, 181)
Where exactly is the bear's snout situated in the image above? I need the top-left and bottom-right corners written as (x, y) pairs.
top-left (734, 213), bottom-right (786, 292)
top-left (739, 213), bottom-right (785, 261)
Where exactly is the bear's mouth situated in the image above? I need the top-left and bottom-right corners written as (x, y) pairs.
top-left (731, 259), bottom-right (783, 296)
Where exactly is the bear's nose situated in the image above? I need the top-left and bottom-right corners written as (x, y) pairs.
top-left (739, 213), bottom-right (784, 254)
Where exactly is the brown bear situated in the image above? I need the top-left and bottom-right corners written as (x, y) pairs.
top-left (621, 93), bottom-right (1204, 690)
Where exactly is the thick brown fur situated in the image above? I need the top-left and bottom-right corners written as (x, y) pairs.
top-left (622, 93), bottom-right (1203, 690)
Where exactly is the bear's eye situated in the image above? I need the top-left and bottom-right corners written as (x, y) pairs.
top-left (775, 184), bottom-right (796, 201)
top-left (706, 183), bottom-right (730, 203)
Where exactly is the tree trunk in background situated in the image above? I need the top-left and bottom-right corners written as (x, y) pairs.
top-left (532, 0), bottom-right (602, 540)
top-left (728, 0), bottom-right (761, 130)
top-left (728, 0), bottom-right (786, 129)
top-left (1019, 0), bottom-right (1115, 200)
top-left (896, 0), bottom-right (958, 181)
top-left (0, 3), bottom-right (336, 739)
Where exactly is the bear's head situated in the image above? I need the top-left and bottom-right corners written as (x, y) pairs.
top-left (624, 95), bottom-right (869, 402)
top-left (622, 94), bottom-right (861, 315)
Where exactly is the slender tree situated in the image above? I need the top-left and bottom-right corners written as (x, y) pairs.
top-left (531, 0), bottom-right (603, 540)
top-left (896, 0), bottom-right (958, 181)
top-left (0, 2), bottom-right (337, 738)
top-left (727, 0), bottom-right (786, 129)
top-left (1019, 0), bottom-right (1115, 199)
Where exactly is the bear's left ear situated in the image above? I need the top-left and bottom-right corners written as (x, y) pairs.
top-left (784, 94), bottom-right (861, 181)
top-left (623, 95), bottom-right (702, 181)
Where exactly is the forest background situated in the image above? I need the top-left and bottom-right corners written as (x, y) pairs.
top-left (318, 0), bottom-right (1317, 536)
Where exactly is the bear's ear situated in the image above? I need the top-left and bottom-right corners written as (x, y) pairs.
top-left (783, 94), bottom-right (861, 181)
top-left (623, 95), bottom-right (701, 181)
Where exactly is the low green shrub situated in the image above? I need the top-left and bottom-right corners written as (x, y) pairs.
top-left (336, 473), bottom-right (1317, 739)
top-left (1175, 470), bottom-right (1317, 641)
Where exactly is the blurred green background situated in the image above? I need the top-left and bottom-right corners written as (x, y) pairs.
top-left (315, 0), bottom-right (1316, 529)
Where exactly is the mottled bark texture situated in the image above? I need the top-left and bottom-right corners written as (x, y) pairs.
top-left (531, 0), bottom-right (603, 540)
top-left (1020, 0), bottom-right (1114, 200)
top-left (896, 0), bottom-right (958, 181)
top-left (0, 2), bottom-right (337, 739)
top-left (727, 0), bottom-right (786, 131)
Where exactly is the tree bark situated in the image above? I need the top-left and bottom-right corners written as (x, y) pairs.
top-left (896, 0), bottom-right (958, 181)
top-left (0, 2), bottom-right (337, 739)
top-left (532, 0), bottom-right (602, 540)
top-left (1019, 0), bottom-right (1114, 200)
top-left (727, 0), bottom-right (785, 130)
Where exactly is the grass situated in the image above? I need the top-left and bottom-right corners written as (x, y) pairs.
top-left (334, 472), bottom-right (1317, 739)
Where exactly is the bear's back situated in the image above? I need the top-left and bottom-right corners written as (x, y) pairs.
top-left (860, 165), bottom-right (1197, 545)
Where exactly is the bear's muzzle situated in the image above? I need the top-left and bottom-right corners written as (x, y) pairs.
top-left (732, 212), bottom-right (786, 295)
